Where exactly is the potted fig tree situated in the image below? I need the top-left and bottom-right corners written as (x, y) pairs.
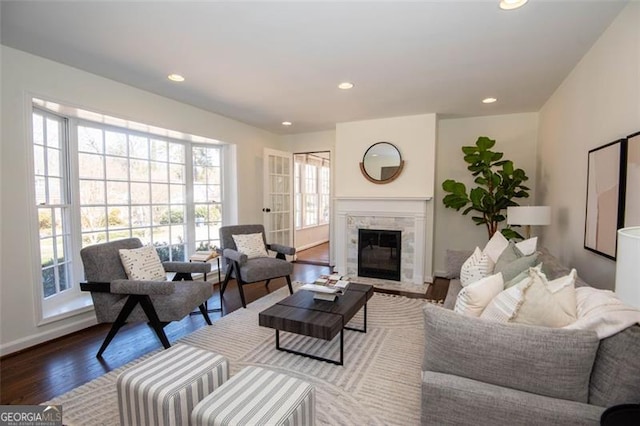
top-left (442, 136), bottom-right (529, 239)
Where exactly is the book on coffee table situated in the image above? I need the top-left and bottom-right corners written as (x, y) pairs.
top-left (299, 283), bottom-right (339, 301)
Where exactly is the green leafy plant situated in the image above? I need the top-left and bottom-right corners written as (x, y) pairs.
top-left (442, 136), bottom-right (530, 239)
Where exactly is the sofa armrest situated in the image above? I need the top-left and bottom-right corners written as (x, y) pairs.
top-left (223, 248), bottom-right (248, 265)
top-left (442, 279), bottom-right (462, 310)
top-left (444, 249), bottom-right (473, 279)
top-left (422, 304), bottom-right (600, 403)
top-left (110, 279), bottom-right (176, 295)
top-left (267, 243), bottom-right (296, 256)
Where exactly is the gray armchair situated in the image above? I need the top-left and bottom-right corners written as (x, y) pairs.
top-left (80, 238), bottom-right (214, 357)
top-left (219, 224), bottom-right (295, 308)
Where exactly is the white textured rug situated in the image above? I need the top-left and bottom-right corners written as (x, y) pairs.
top-left (45, 285), bottom-right (427, 425)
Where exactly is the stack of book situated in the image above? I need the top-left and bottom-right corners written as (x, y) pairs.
top-left (300, 274), bottom-right (350, 301)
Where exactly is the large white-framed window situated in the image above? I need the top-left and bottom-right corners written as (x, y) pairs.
top-left (30, 103), bottom-right (226, 321)
top-left (32, 110), bottom-right (75, 311)
top-left (193, 145), bottom-right (223, 251)
top-left (76, 123), bottom-right (189, 260)
top-left (293, 154), bottom-right (330, 229)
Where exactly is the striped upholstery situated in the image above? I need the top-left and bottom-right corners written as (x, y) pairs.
top-left (117, 344), bottom-right (229, 426)
top-left (191, 366), bottom-right (315, 426)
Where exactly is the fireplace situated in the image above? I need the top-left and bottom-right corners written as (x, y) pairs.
top-left (358, 229), bottom-right (402, 281)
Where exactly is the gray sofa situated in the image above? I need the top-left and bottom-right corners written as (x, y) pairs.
top-left (421, 249), bottom-right (640, 425)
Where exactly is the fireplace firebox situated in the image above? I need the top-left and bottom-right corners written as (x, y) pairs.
top-left (357, 229), bottom-right (401, 281)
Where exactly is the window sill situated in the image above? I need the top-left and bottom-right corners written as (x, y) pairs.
top-left (39, 293), bottom-right (94, 326)
top-left (295, 223), bottom-right (329, 231)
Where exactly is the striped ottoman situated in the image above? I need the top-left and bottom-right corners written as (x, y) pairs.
top-left (191, 366), bottom-right (315, 426)
top-left (117, 344), bottom-right (229, 426)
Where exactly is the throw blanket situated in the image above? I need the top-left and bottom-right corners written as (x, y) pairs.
top-left (564, 287), bottom-right (640, 338)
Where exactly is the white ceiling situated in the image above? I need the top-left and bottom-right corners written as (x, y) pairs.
top-left (0, 1), bottom-right (628, 134)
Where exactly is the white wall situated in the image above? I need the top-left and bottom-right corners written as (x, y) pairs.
top-left (335, 114), bottom-right (436, 198)
top-left (537, 2), bottom-right (640, 290)
top-left (434, 113), bottom-right (539, 275)
top-left (335, 114), bottom-right (437, 280)
top-left (0, 46), bottom-right (281, 354)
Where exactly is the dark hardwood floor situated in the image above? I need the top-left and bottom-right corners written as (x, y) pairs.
top-left (0, 261), bottom-right (445, 405)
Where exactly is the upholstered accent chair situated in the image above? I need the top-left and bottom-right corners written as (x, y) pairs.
top-left (219, 224), bottom-right (296, 308)
top-left (80, 238), bottom-right (214, 357)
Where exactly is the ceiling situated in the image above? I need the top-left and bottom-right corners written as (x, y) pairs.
top-left (0, 1), bottom-right (628, 135)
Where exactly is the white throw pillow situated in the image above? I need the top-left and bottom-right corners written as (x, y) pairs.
top-left (460, 247), bottom-right (495, 287)
top-left (515, 236), bottom-right (538, 256)
top-left (118, 245), bottom-right (166, 281)
top-left (481, 275), bottom-right (531, 322)
top-left (483, 232), bottom-right (509, 263)
top-left (454, 273), bottom-right (504, 317)
top-left (513, 268), bottom-right (577, 327)
top-left (232, 233), bottom-right (269, 259)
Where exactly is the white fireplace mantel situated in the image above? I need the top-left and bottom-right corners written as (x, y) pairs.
top-left (334, 197), bottom-right (431, 285)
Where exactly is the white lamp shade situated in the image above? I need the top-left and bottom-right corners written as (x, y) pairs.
top-left (507, 206), bottom-right (551, 226)
top-left (615, 227), bottom-right (640, 309)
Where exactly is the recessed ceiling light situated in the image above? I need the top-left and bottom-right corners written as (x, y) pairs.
top-left (499, 0), bottom-right (528, 10)
top-left (482, 97), bottom-right (498, 104)
top-left (282, 121), bottom-right (292, 126)
top-left (167, 73), bottom-right (185, 82)
top-left (338, 82), bottom-right (354, 90)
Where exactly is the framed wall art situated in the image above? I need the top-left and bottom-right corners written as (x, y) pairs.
top-left (584, 138), bottom-right (626, 260)
top-left (623, 131), bottom-right (640, 227)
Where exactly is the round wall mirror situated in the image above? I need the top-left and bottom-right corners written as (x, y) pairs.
top-left (359, 142), bottom-right (404, 184)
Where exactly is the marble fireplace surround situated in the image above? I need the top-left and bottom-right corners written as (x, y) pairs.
top-left (334, 197), bottom-right (430, 286)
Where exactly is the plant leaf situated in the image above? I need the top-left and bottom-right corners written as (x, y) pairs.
top-left (476, 136), bottom-right (495, 151)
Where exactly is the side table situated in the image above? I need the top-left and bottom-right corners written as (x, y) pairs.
top-left (187, 251), bottom-right (223, 314)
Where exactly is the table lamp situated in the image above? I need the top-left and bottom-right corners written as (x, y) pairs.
top-left (615, 227), bottom-right (640, 309)
top-left (507, 206), bottom-right (551, 239)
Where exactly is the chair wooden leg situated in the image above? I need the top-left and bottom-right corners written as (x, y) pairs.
top-left (138, 295), bottom-right (171, 349)
top-left (220, 264), bottom-right (233, 297)
top-left (285, 275), bottom-right (294, 294)
top-left (198, 304), bottom-right (213, 325)
top-left (230, 261), bottom-right (248, 308)
top-left (96, 295), bottom-right (139, 358)
top-left (264, 279), bottom-right (271, 289)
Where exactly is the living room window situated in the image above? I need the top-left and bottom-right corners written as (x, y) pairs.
top-left (30, 103), bottom-right (226, 321)
top-left (32, 110), bottom-right (74, 302)
top-left (77, 123), bottom-right (189, 260)
top-left (293, 154), bottom-right (330, 230)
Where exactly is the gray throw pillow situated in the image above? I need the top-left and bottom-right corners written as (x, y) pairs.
top-left (494, 241), bottom-right (539, 282)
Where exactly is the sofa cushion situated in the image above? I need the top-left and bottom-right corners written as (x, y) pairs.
top-left (589, 324), bottom-right (640, 407)
top-left (494, 242), bottom-right (539, 282)
top-left (454, 273), bottom-right (504, 317)
top-left (118, 245), bottom-right (166, 281)
top-left (460, 247), bottom-right (494, 286)
top-left (422, 304), bottom-right (599, 403)
top-left (512, 268), bottom-right (577, 328)
top-left (422, 371), bottom-right (604, 426)
top-left (483, 231), bottom-right (509, 263)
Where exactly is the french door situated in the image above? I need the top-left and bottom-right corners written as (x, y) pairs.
top-left (263, 149), bottom-right (293, 251)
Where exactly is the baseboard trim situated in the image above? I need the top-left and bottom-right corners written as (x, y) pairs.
top-left (0, 316), bottom-right (97, 357)
top-left (296, 239), bottom-right (329, 252)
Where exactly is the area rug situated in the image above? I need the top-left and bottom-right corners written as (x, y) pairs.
top-left (44, 284), bottom-right (427, 425)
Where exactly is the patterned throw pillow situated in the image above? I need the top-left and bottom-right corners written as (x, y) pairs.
top-left (118, 245), bottom-right (166, 281)
top-left (232, 233), bottom-right (269, 259)
top-left (460, 247), bottom-right (495, 287)
top-left (481, 266), bottom-right (578, 327)
top-left (454, 273), bottom-right (504, 317)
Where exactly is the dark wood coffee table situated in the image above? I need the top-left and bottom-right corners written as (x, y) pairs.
top-left (258, 283), bottom-right (374, 365)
